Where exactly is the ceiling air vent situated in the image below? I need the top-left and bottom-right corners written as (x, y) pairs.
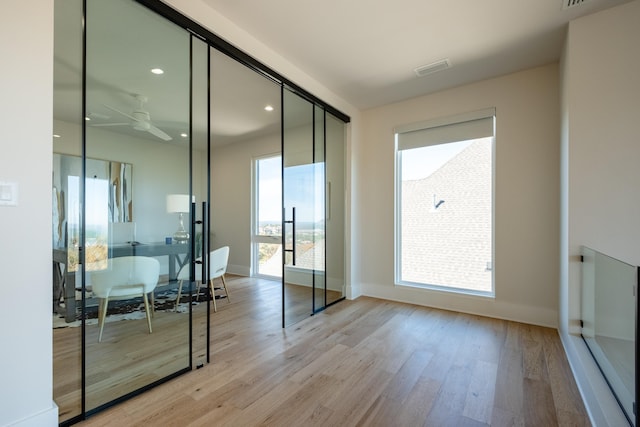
top-left (563, 0), bottom-right (590, 10)
top-left (414, 59), bottom-right (451, 77)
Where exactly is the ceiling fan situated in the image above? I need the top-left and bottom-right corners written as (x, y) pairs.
top-left (96, 94), bottom-right (172, 141)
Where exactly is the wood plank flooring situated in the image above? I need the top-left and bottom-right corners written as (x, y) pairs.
top-left (69, 276), bottom-right (589, 426)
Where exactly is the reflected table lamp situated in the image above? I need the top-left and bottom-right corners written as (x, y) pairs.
top-left (166, 194), bottom-right (191, 243)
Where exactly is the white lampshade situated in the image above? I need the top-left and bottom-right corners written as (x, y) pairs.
top-left (166, 194), bottom-right (191, 213)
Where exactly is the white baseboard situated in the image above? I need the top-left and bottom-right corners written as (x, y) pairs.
top-left (226, 264), bottom-right (249, 277)
top-left (7, 401), bottom-right (58, 427)
top-left (347, 281), bottom-right (362, 300)
top-left (359, 282), bottom-right (558, 328)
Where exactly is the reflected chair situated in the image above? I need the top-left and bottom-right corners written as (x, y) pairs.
top-left (88, 256), bottom-right (160, 342)
top-left (176, 246), bottom-right (230, 312)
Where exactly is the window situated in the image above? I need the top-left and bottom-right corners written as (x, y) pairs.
top-left (395, 109), bottom-right (495, 295)
top-left (283, 161), bottom-right (325, 272)
top-left (252, 155), bottom-right (282, 278)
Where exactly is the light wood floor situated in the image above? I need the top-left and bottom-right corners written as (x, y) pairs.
top-left (71, 276), bottom-right (589, 426)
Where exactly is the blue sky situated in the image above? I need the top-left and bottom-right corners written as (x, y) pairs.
top-left (401, 139), bottom-right (472, 181)
top-left (258, 155), bottom-right (325, 224)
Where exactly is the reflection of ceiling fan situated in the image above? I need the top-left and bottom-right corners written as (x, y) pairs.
top-left (96, 94), bottom-right (172, 141)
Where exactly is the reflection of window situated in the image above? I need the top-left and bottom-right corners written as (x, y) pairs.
top-left (85, 177), bottom-right (109, 269)
top-left (66, 176), bottom-right (81, 271)
top-left (284, 162), bottom-right (325, 272)
top-left (254, 155), bottom-right (282, 277)
top-left (395, 109), bottom-right (494, 295)
top-left (54, 154), bottom-right (132, 271)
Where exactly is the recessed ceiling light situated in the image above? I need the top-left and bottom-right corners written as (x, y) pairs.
top-left (151, 68), bottom-right (164, 75)
top-left (180, 133), bottom-right (188, 138)
top-left (53, 134), bottom-right (61, 138)
top-left (264, 105), bottom-right (274, 112)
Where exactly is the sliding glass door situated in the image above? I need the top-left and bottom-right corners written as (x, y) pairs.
top-left (282, 90), bottom-right (347, 327)
top-left (53, 0), bottom-right (349, 421)
top-left (282, 90), bottom-right (325, 326)
top-left (84, 0), bottom-right (192, 413)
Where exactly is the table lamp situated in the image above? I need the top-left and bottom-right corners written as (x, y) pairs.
top-left (166, 194), bottom-right (191, 243)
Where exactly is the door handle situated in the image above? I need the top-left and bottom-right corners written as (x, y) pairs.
top-left (283, 207), bottom-right (296, 266)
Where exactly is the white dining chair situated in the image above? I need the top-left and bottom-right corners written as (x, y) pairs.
top-left (176, 246), bottom-right (230, 312)
top-left (89, 256), bottom-right (160, 342)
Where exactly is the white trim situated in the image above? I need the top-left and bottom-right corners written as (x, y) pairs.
top-left (361, 281), bottom-right (558, 328)
top-left (396, 280), bottom-right (495, 299)
top-left (394, 132), bottom-right (401, 286)
top-left (7, 402), bottom-right (58, 427)
top-left (226, 263), bottom-right (250, 277)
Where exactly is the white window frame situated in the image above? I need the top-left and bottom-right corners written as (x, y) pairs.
top-left (394, 108), bottom-right (496, 297)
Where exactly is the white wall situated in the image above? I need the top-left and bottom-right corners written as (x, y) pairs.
top-left (560, 1), bottom-right (640, 425)
top-left (358, 64), bottom-right (561, 327)
top-left (211, 134), bottom-right (280, 275)
top-left (0, 1), bottom-right (58, 426)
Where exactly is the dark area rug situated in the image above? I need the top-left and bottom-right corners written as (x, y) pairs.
top-left (53, 288), bottom-right (226, 328)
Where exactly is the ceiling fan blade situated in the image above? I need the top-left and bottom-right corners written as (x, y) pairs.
top-left (87, 112), bottom-right (111, 120)
top-left (91, 122), bottom-right (129, 127)
top-left (147, 124), bottom-right (172, 141)
top-left (103, 104), bottom-right (139, 122)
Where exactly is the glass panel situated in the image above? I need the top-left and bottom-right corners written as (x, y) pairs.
top-left (209, 47), bottom-right (281, 314)
top-left (53, 0), bottom-right (83, 421)
top-left (313, 106), bottom-right (326, 312)
top-left (85, 0), bottom-right (191, 410)
top-left (283, 89), bottom-right (316, 326)
top-left (257, 243), bottom-right (282, 276)
top-left (581, 246), bottom-right (637, 425)
top-left (325, 113), bottom-right (346, 305)
top-left (191, 35), bottom-right (209, 368)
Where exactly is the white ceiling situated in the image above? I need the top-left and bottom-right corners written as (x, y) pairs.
top-left (54, 0), bottom-right (283, 147)
top-left (54, 0), bottom-right (631, 147)
top-left (200, 0), bottom-right (631, 109)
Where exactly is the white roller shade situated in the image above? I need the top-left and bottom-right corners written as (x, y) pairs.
top-left (396, 108), bottom-right (495, 151)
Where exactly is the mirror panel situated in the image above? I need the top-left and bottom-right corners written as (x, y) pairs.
top-left (84, 0), bottom-right (191, 411)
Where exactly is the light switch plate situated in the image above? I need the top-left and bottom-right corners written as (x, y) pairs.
top-left (0, 181), bottom-right (18, 206)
